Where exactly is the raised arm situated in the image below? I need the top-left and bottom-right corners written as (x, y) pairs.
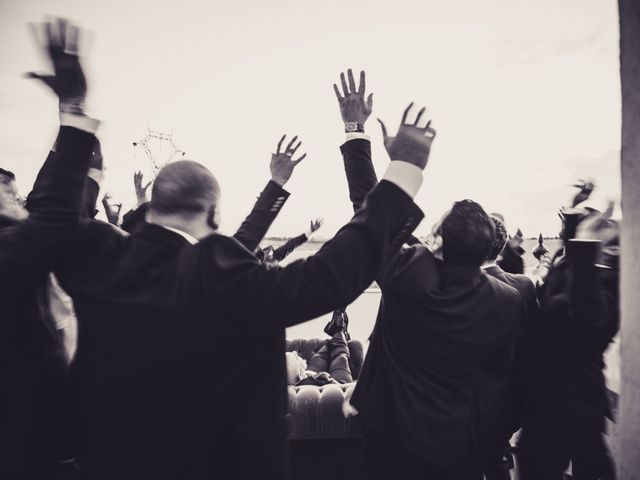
top-left (203, 176), bottom-right (424, 336)
top-left (568, 205), bottom-right (620, 333)
top-left (334, 69), bottom-right (376, 212)
top-left (336, 71), bottom-right (428, 250)
top-left (233, 135), bottom-right (305, 252)
top-left (271, 218), bottom-right (323, 262)
top-left (10, 18), bottom-right (99, 275)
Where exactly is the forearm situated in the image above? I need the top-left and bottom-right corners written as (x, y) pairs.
top-left (262, 180), bottom-right (423, 328)
top-left (233, 180), bottom-right (290, 252)
top-left (340, 136), bottom-right (378, 213)
top-left (272, 233), bottom-right (308, 262)
top-left (17, 115), bottom-right (99, 273)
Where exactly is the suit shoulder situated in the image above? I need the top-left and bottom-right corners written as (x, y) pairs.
top-left (197, 232), bottom-right (258, 263)
top-left (485, 273), bottom-right (521, 301)
top-left (77, 219), bottom-right (128, 241)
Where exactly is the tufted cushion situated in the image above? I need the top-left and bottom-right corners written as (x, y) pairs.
top-left (285, 339), bottom-right (364, 439)
top-left (285, 338), bottom-right (364, 380)
top-left (287, 384), bottom-right (364, 439)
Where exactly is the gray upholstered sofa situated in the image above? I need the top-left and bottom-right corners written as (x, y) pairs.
top-left (286, 338), bottom-right (366, 480)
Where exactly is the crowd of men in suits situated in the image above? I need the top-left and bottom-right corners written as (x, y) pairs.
top-left (0, 17), bottom-right (620, 480)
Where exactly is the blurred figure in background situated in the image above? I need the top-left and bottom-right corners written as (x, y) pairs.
top-left (518, 200), bottom-right (619, 480)
top-left (1, 17), bottom-right (99, 479)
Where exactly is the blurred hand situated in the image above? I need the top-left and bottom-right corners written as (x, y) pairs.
top-left (507, 228), bottom-right (524, 249)
top-left (378, 103), bottom-right (436, 170)
top-left (576, 201), bottom-right (618, 245)
top-left (342, 383), bottom-right (359, 418)
top-left (26, 18), bottom-right (87, 110)
top-left (310, 218), bottom-right (324, 233)
top-left (333, 69), bottom-right (373, 127)
top-left (270, 135), bottom-right (306, 187)
top-left (102, 193), bottom-right (122, 226)
top-left (571, 178), bottom-right (595, 208)
top-left (133, 171), bottom-right (152, 205)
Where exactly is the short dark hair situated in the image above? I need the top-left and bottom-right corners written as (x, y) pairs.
top-left (441, 199), bottom-right (496, 267)
top-left (150, 161), bottom-right (219, 217)
top-left (0, 168), bottom-right (16, 185)
top-left (487, 215), bottom-right (508, 261)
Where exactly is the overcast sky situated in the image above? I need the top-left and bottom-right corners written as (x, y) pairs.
top-left (0, 0), bottom-right (621, 238)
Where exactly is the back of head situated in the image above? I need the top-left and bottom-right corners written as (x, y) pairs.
top-left (149, 161), bottom-right (219, 219)
top-left (441, 199), bottom-right (495, 267)
top-left (486, 215), bottom-right (508, 261)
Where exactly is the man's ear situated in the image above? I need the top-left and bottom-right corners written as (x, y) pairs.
top-left (207, 204), bottom-right (219, 230)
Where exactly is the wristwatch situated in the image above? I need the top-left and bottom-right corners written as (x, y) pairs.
top-left (344, 121), bottom-right (364, 133)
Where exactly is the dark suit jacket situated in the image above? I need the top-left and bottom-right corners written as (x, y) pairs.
top-left (53, 178), bottom-right (423, 480)
top-left (341, 139), bottom-right (523, 470)
top-left (526, 239), bottom-right (619, 433)
top-left (477, 265), bottom-right (538, 461)
top-left (0, 126), bottom-right (96, 478)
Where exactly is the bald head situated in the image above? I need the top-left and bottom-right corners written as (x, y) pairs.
top-left (150, 161), bottom-right (220, 219)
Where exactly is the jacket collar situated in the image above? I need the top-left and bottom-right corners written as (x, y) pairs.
top-left (482, 263), bottom-right (505, 277)
top-left (136, 222), bottom-right (195, 249)
top-left (437, 258), bottom-right (483, 285)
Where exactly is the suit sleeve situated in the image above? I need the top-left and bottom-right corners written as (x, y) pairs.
top-left (566, 240), bottom-right (620, 333)
top-left (341, 139), bottom-right (422, 249)
top-left (121, 202), bottom-right (149, 234)
top-left (12, 125), bottom-right (97, 276)
top-left (272, 233), bottom-right (308, 262)
top-left (340, 139), bottom-right (379, 213)
top-left (201, 180), bottom-right (424, 335)
top-left (233, 180), bottom-right (290, 253)
top-left (27, 146), bottom-right (100, 220)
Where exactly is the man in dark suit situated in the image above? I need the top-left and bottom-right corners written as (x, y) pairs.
top-left (0, 18), bottom-right (99, 479)
top-left (518, 207), bottom-right (619, 480)
top-left (334, 69), bottom-right (523, 479)
top-left (52, 98), bottom-right (428, 478)
top-left (478, 216), bottom-right (539, 480)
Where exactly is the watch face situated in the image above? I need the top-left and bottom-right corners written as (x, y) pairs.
top-left (345, 121), bottom-right (358, 132)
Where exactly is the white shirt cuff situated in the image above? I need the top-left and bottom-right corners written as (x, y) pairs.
top-left (381, 161), bottom-right (423, 199)
top-left (60, 112), bottom-right (100, 134)
top-left (87, 168), bottom-right (105, 187)
top-left (345, 132), bottom-right (371, 142)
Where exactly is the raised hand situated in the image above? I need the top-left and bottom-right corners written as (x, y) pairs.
top-left (571, 178), bottom-right (595, 208)
top-left (378, 103), bottom-right (436, 170)
top-left (310, 218), bottom-right (324, 233)
top-left (133, 171), bottom-right (152, 206)
top-left (507, 227), bottom-right (524, 249)
top-left (26, 18), bottom-right (87, 112)
top-left (576, 201), bottom-right (618, 244)
top-left (333, 69), bottom-right (373, 130)
top-left (102, 193), bottom-right (122, 226)
top-left (270, 135), bottom-right (306, 187)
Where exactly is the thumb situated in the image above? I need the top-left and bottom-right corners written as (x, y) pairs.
top-left (24, 72), bottom-right (56, 90)
top-left (377, 118), bottom-right (388, 139)
top-left (603, 201), bottom-right (614, 219)
top-left (367, 93), bottom-right (373, 109)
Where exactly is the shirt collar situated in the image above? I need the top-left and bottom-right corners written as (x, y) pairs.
top-left (157, 225), bottom-right (199, 245)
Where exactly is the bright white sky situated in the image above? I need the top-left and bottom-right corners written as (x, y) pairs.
top-left (0, 0), bottom-right (621, 238)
